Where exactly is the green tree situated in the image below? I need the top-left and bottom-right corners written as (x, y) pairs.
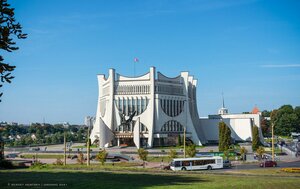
top-left (218, 122), bottom-right (226, 151)
top-left (96, 149), bottom-right (108, 166)
top-left (223, 150), bottom-right (229, 160)
top-left (252, 125), bottom-right (260, 151)
top-left (185, 144), bottom-right (196, 157)
top-left (256, 146), bottom-right (265, 161)
top-left (0, 0), bottom-right (27, 101)
top-left (224, 124), bottom-right (231, 150)
top-left (45, 137), bottom-right (51, 144)
top-left (219, 121), bottom-right (231, 151)
top-left (271, 105), bottom-right (299, 136)
top-left (240, 147), bottom-right (248, 162)
top-left (137, 148), bottom-right (148, 161)
top-left (77, 152), bottom-right (85, 165)
top-left (177, 135), bottom-right (182, 146)
top-left (261, 118), bottom-right (271, 137)
top-left (0, 135), bottom-right (4, 161)
top-left (168, 149), bottom-right (178, 159)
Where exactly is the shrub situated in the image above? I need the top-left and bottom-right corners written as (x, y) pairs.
top-left (168, 149), bottom-right (178, 159)
top-left (77, 152), bottom-right (85, 165)
top-left (96, 149), bottom-right (108, 166)
top-left (53, 158), bottom-right (63, 166)
top-left (30, 161), bottom-right (49, 169)
top-left (256, 146), bottom-right (265, 160)
top-left (223, 150), bottom-right (229, 160)
top-left (281, 168), bottom-right (300, 173)
top-left (137, 148), bottom-right (148, 161)
top-left (185, 144), bottom-right (196, 157)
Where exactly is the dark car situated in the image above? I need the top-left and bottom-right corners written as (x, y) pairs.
top-left (223, 160), bottom-right (231, 168)
top-left (162, 165), bottom-right (170, 170)
top-left (259, 161), bottom-right (277, 167)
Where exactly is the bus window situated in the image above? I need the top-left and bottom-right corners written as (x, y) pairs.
top-left (174, 161), bottom-right (181, 167)
top-left (194, 160), bottom-right (204, 166)
top-left (182, 161), bottom-right (190, 166)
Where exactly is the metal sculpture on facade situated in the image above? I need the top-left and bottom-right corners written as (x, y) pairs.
top-left (118, 111), bottom-right (136, 132)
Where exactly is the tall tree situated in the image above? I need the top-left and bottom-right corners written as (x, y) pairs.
top-left (219, 121), bottom-right (231, 151)
top-left (218, 121), bottom-right (225, 151)
top-left (0, 0), bottom-right (27, 101)
top-left (260, 118), bottom-right (271, 137)
top-left (223, 124), bottom-right (231, 150)
top-left (252, 125), bottom-right (260, 151)
top-left (271, 105), bottom-right (299, 136)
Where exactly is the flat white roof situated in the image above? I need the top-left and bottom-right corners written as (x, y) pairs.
top-left (172, 156), bottom-right (222, 161)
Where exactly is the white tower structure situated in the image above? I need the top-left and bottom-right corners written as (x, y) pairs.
top-left (90, 67), bottom-right (207, 148)
top-left (218, 93), bottom-right (228, 115)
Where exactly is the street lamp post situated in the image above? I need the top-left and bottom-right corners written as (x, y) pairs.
top-left (184, 127), bottom-right (186, 158)
top-left (271, 122), bottom-right (275, 161)
top-left (87, 126), bottom-right (90, 166)
top-left (64, 132), bottom-right (66, 166)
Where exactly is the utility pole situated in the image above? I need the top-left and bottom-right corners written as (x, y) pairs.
top-left (64, 132), bottom-right (67, 166)
top-left (184, 127), bottom-right (186, 158)
top-left (87, 126), bottom-right (90, 166)
top-left (271, 122), bottom-right (275, 161)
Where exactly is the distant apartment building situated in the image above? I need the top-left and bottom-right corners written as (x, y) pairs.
top-left (85, 116), bottom-right (95, 128)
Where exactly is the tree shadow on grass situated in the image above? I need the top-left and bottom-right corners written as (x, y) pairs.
top-left (0, 171), bottom-right (208, 189)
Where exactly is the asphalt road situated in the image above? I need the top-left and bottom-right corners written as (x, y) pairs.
top-left (221, 160), bottom-right (300, 171)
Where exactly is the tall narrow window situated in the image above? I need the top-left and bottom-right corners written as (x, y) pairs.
top-left (120, 99), bottom-right (123, 113)
top-left (128, 98), bottom-right (132, 114)
top-left (141, 98), bottom-right (145, 112)
top-left (132, 98), bottom-right (136, 113)
top-left (124, 98), bottom-right (127, 115)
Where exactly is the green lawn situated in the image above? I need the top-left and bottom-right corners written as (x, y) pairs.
top-left (21, 154), bottom-right (64, 159)
top-left (147, 156), bottom-right (173, 162)
top-left (72, 145), bottom-right (98, 149)
top-left (228, 168), bottom-right (300, 176)
top-left (0, 168), bottom-right (299, 189)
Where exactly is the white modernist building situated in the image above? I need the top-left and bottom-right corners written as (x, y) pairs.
top-left (199, 104), bottom-right (265, 144)
top-left (90, 67), bottom-right (263, 148)
top-left (90, 67), bottom-right (207, 148)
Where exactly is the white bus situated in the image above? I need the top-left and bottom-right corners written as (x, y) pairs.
top-left (170, 156), bottom-right (223, 171)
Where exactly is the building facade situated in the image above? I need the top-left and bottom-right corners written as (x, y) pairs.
top-left (90, 67), bottom-right (264, 148)
top-left (199, 105), bottom-right (265, 144)
top-left (90, 67), bottom-right (207, 148)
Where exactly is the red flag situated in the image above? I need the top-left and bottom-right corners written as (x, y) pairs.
top-left (134, 57), bottom-right (139, 62)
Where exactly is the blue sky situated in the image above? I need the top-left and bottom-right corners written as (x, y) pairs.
top-left (0, 0), bottom-right (300, 124)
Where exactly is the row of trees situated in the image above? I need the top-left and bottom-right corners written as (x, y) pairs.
top-left (271, 105), bottom-right (300, 136)
top-left (260, 105), bottom-right (300, 137)
top-left (0, 123), bottom-right (88, 146)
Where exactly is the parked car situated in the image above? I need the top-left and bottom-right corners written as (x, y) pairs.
top-left (5, 153), bottom-right (18, 158)
top-left (259, 161), bottom-right (277, 167)
top-left (223, 160), bottom-right (231, 168)
top-left (30, 147), bottom-right (40, 151)
top-left (163, 164), bottom-right (171, 170)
